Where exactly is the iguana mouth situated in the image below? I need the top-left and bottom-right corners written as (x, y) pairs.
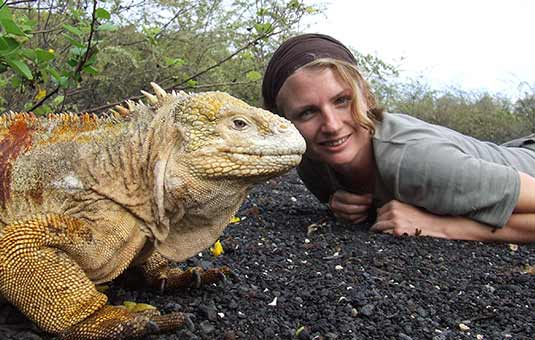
top-left (218, 146), bottom-right (305, 157)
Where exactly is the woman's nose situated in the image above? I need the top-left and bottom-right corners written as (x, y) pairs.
top-left (320, 107), bottom-right (342, 133)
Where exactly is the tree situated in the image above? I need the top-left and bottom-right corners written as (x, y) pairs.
top-left (0, 0), bottom-right (321, 113)
top-left (1, 0), bottom-right (116, 114)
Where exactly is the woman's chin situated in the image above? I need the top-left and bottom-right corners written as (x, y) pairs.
top-left (321, 152), bottom-right (355, 167)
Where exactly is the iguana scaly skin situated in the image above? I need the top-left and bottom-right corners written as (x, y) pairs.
top-left (0, 83), bottom-right (305, 339)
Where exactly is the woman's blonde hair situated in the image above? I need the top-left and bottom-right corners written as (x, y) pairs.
top-left (300, 58), bottom-right (383, 134)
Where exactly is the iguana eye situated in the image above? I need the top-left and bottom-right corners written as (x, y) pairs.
top-left (232, 118), bottom-right (248, 130)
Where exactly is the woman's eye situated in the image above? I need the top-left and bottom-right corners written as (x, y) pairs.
top-left (335, 96), bottom-right (351, 105)
top-left (232, 118), bottom-right (248, 129)
top-left (298, 108), bottom-right (316, 120)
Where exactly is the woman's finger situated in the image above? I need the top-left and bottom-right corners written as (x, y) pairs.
top-left (332, 190), bottom-right (373, 205)
top-left (334, 211), bottom-right (368, 223)
top-left (331, 200), bottom-right (370, 215)
top-left (370, 220), bottom-right (394, 232)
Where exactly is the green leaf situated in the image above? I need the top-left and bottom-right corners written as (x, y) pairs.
top-left (20, 48), bottom-right (36, 60)
top-left (5, 57), bottom-right (33, 79)
top-left (95, 8), bottom-right (111, 20)
top-left (0, 36), bottom-right (20, 56)
top-left (63, 34), bottom-right (85, 48)
top-left (56, 76), bottom-right (69, 88)
top-left (46, 66), bottom-right (60, 80)
top-left (288, 0), bottom-right (300, 9)
top-left (70, 46), bottom-right (88, 57)
top-left (254, 23), bottom-right (273, 35)
top-left (39, 66), bottom-right (50, 82)
top-left (52, 95), bottom-right (65, 106)
top-left (35, 48), bottom-right (55, 62)
top-left (82, 65), bottom-right (98, 75)
top-left (0, 18), bottom-right (27, 36)
top-left (241, 51), bottom-right (253, 60)
top-left (63, 24), bottom-right (83, 37)
top-left (19, 18), bottom-right (37, 33)
top-left (186, 79), bottom-right (197, 88)
top-left (305, 6), bottom-right (317, 14)
top-left (97, 23), bottom-right (117, 32)
top-left (0, 6), bottom-right (12, 20)
top-left (256, 8), bottom-right (268, 16)
top-left (11, 76), bottom-right (22, 87)
top-left (67, 58), bottom-right (78, 67)
top-left (34, 104), bottom-right (52, 116)
top-left (246, 70), bottom-right (262, 81)
top-left (165, 57), bottom-right (185, 66)
top-left (83, 53), bottom-right (97, 67)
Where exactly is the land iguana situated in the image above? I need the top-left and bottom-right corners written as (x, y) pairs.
top-left (0, 83), bottom-right (306, 339)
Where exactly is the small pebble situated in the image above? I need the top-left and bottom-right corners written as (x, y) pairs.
top-left (399, 333), bottom-right (413, 340)
top-left (458, 323), bottom-right (470, 331)
top-left (360, 304), bottom-right (375, 316)
top-left (199, 320), bottom-right (215, 334)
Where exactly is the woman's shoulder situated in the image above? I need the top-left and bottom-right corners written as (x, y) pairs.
top-left (374, 112), bottom-right (445, 144)
top-left (373, 112), bottom-right (461, 144)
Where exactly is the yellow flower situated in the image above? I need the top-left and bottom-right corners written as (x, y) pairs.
top-left (48, 49), bottom-right (55, 54)
top-left (210, 239), bottom-right (224, 257)
top-left (35, 87), bottom-right (46, 101)
top-left (230, 216), bottom-right (241, 224)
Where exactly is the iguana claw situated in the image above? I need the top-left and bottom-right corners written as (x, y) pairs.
top-left (191, 268), bottom-right (202, 288)
top-left (58, 306), bottom-right (191, 340)
top-left (159, 278), bottom-right (167, 294)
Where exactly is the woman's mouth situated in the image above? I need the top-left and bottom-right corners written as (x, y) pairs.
top-left (320, 135), bottom-right (350, 147)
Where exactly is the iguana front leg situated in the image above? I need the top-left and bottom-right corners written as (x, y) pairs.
top-left (136, 251), bottom-right (235, 292)
top-left (0, 214), bottom-right (189, 339)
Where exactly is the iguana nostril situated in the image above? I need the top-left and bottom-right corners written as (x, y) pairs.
top-left (276, 123), bottom-right (289, 133)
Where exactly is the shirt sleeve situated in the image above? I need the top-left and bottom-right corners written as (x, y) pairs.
top-left (377, 140), bottom-right (521, 228)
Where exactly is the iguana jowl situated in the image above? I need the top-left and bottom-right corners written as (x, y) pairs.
top-left (0, 83), bottom-right (306, 339)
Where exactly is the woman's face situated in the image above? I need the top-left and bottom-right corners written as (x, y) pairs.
top-left (276, 67), bottom-right (370, 169)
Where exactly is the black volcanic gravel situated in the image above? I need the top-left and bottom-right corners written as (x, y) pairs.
top-left (1, 170), bottom-right (535, 339)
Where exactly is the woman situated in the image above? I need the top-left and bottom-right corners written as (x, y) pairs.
top-left (262, 33), bottom-right (535, 243)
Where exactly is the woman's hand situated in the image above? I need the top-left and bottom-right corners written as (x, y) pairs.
top-left (372, 196), bottom-right (535, 243)
top-left (328, 190), bottom-right (373, 223)
top-left (371, 200), bottom-right (449, 238)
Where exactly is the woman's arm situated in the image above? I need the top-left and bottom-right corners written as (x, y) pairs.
top-left (371, 172), bottom-right (535, 243)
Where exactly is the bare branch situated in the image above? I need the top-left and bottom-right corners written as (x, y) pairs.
top-left (32, 24), bottom-right (63, 34)
top-left (83, 27), bottom-right (281, 113)
top-left (85, 78), bottom-right (258, 113)
top-left (171, 30), bottom-right (280, 90)
top-left (73, 0), bottom-right (98, 76)
top-left (184, 80), bottom-right (257, 90)
top-left (4, 0), bottom-right (36, 7)
top-left (29, 0), bottom-right (100, 112)
top-left (29, 87), bottom-right (60, 111)
top-left (82, 31), bottom-right (280, 113)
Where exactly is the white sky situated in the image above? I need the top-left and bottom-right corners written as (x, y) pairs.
top-left (304, 0), bottom-right (535, 98)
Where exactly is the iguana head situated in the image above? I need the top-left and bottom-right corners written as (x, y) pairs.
top-left (135, 83), bottom-right (306, 261)
top-left (141, 83), bottom-right (306, 183)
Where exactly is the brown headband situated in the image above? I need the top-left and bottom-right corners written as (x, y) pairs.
top-left (262, 33), bottom-right (357, 114)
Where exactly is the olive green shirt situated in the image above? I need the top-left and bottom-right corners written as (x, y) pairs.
top-left (297, 113), bottom-right (535, 228)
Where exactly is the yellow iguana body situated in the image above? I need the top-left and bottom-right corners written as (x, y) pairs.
top-left (0, 83), bottom-right (305, 339)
